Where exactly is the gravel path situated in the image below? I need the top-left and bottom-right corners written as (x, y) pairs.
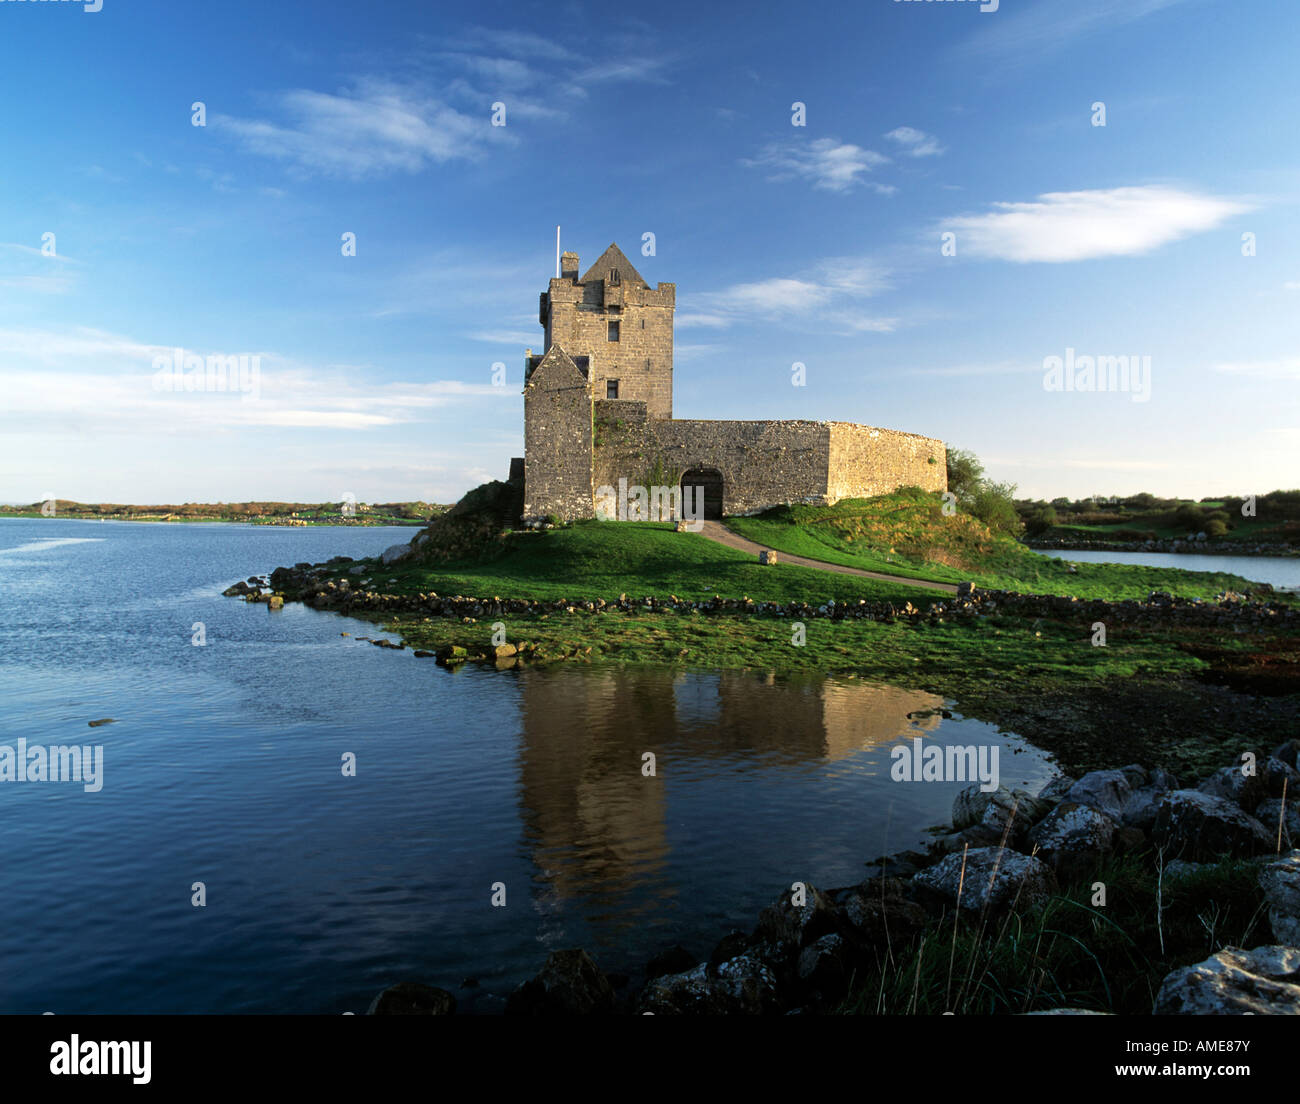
top-left (695, 520), bottom-right (958, 594)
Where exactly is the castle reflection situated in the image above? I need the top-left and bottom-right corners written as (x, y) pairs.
top-left (514, 667), bottom-right (943, 909)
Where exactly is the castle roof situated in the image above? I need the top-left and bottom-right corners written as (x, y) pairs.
top-left (524, 342), bottom-right (589, 386)
top-left (578, 242), bottom-right (647, 288)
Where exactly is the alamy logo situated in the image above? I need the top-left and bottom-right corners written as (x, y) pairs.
top-left (595, 478), bottom-right (703, 531)
top-left (890, 738), bottom-right (999, 792)
top-left (1043, 348), bottom-right (1151, 403)
top-left (0, 739), bottom-right (103, 792)
top-left (151, 348), bottom-right (261, 400)
top-left (50, 1036), bottom-right (150, 1084)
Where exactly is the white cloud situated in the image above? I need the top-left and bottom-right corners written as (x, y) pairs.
top-left (216, 79), bottom-right (501, 179)
top-left (1284, 281), bottom-right (1300, 292)
top-left (0, 327), bottom-right (511, 435)
top-left (690, 258), bottom-right (893, 334)
top-left (885, 127), bottom-right (945, 157)
top-left (744, 138), bottom-right (891, 193)
top-left (944, 186), bottom-right (1249, 263)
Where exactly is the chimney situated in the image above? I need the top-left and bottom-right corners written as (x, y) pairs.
top-left (560, 251), bottom-right (579, 281)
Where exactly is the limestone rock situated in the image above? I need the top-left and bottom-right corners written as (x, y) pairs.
top-left (1154, 945), bottom-right (1300, 1015)
top-left (912, 847), bottom-right (1057, 914)
top-left (637, 955), bottom-right (779, 1015)
top-left (1254, 799), bottom-right (1300, 850)
top-left (505, 948), bottom-right (614, 1015)
top-left (1260, 850), bottom-right (1300, 946)
top-left (1197, 765), bottom-right (1268, 813)
top-left (752, 883), bottom-right (839, 949)
top-left (796, 933), bottom-right (850, 1003)
top-left (381, 543), bottom-right (412, 565)
top-left (1027, 802), bottom-right (1116, 880)
top-left (1151, 790), bottom-right (1273, 860)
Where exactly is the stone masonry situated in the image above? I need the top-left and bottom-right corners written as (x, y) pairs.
top-left (520, 242), bottom-right (946, 523)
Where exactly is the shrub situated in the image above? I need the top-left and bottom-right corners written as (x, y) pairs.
top-left (1205, 518), bottom-right (1228, 538)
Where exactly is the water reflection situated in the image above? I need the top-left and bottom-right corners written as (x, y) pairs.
top-left (516, 667), bottom-right (945, 909)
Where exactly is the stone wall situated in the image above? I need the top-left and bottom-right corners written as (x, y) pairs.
top-left (826, 423), bottom-right (946, 500)
top-left (591, 404), bottom-right (831, 516)
top-left (523, 360), bottom-right (594, 523)
top-left (544, 277), bottom-right (675, 419)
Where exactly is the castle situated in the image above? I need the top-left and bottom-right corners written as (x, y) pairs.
top-left (519, 242), bottom-right (946, 524)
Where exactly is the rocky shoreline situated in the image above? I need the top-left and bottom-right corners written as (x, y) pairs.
top-left (367, 742), bottom-right (1300, 1015)
top-left (1027, 536), bottom-right (1300, 558)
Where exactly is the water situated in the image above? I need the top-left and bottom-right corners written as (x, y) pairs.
top-left (1040, 548), bottom-right (1300, 589)
top-left (0, 518), bottom-right (1054, 1014)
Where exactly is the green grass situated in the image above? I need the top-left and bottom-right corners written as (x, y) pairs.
top-left (837, 854), bottom-right (1271, 1015)
top-left (372, 519), bottom-right (945, 606)
top-left (725, 490), bottom-right (1279, 601)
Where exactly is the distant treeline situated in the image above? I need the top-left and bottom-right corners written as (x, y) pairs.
top-left (1015, 489), bottom-right (1300, 541)
top-left (0, 500), bottom-right (450, 522)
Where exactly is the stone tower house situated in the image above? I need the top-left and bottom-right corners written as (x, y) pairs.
top-left (521, 242), bottom-right (946, 524)
top-left (536, 242), bottom-right (675, 418)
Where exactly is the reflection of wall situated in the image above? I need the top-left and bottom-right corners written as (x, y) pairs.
top-left (514, 668), bottom-right (945, 903)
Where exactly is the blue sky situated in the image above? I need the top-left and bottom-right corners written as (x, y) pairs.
top-left (1, 0), bottom-right (1297, 505)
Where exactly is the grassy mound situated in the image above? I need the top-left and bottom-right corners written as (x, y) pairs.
top-left (409, 479), bottom-right (524, 565)
top-left (727, 489), bottom-right (1277, 601)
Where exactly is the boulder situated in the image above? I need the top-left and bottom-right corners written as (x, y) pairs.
top-left (1035, 775), bottom-right (1076, 806)
top-left (1260, 850), bottom-right (1300, 945)
top-left (752, 883), bottom-right (839, 949)
top-left (1062, 768), bottom-right (1141, 820)
top-left (1254, 799), bottom-right (1300, 850)
top-left (1151, 790), bottom-right (1273, 860)
top-left (1265, 757), bottom-right (1300, 799)
top-left (637, 955), bottom-right (779, 1015)
top-left (645, 945), bottom-right (698, 981)
top-left (912, 847), bottom-right (1057, 914)
top-left (381, 543), bottom-right (412, 565)
top-left (1154, 945), bottom-right (1300, 1015)
top-left (796, 934), bottom-right (850, 1004)
top-left (835, 880), bottom-right (929, 949)
top-left (1272, 739), bottom-right (1300, 769)
top-left (1027, 802), bottom-right (1116, 881)
top-left (706, 930), bottom-right (751, 971)
top-left (951, 784), bottom-right (1051, 843)
top-left (367, 981), bottom-right (456, 1015)
top-left (505, 948), bottom-right (614, 1015)
top-left (1198, 765), bottom-right (1268, 813)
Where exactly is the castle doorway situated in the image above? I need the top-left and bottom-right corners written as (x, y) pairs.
top-left (681, 468), bottom-right (724, 520)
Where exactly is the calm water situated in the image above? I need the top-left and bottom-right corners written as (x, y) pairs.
top-left (0, 518), bottom-right (1054, 1014)
top-left (1041, 548), bottom-right (1300, 589)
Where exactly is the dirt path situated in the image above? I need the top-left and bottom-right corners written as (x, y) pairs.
top-left (695, 520), bottom-right (957, 594)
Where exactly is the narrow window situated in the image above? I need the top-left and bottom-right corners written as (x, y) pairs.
top-left (610, 268), bottom-right (620, 285)
top-left (607, 379), bottom-right (620, 399)
top-left (641, 318), bottom-right (645, 329)
top-left (608, 320), bottom-right (620, 342)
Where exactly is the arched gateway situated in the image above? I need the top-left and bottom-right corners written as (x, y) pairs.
top-left (680, 468), bottom-right (724, 520)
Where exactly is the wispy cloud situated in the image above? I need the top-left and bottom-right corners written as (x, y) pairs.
top-left (943, 186), bottom-right (1249, 263)
top-left (686, 258), bottom-right (894, 334)
top-left (0, 327), bottom-right (511, 434)
top-left (957, 0), bottom-right (1196, 68)
top-left (216, 78), bottom-right (499, 179)
top-left (743, 137), bottom-right (892, 193)
top-left (885, 127), bottom-right (945, 157)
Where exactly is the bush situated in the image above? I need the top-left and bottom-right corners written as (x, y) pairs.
top-left (1205, 518), bottom-right (1228, 538)
top-left (945, 448), bottom-right (985, 501)
top-left (1174, 503), bottom-right (1205, 530)
top-left (968, 481), bottom-right (1022, 536)
top-left (1025, 506), bottom-right (1058, 537)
